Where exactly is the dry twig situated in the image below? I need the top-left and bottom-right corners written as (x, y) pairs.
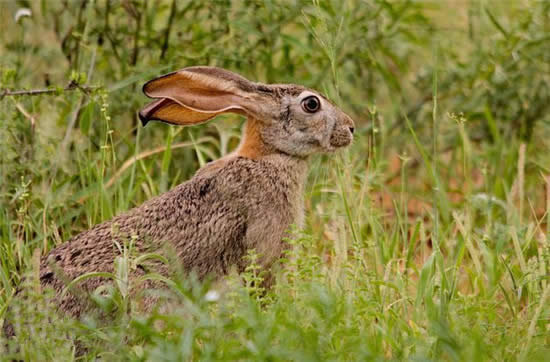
top-left (0, 81), bottom-right (96, 100)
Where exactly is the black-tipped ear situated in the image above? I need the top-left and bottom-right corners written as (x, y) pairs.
top-left (138, 111), bottom-right (149, 126)
top-left (139, 66), bottom-right (274, 127)
top-left (138, 98), bottom-right (174, 126)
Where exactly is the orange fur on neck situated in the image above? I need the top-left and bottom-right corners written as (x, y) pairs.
top-left (237, 119), bottom-right (273, 159)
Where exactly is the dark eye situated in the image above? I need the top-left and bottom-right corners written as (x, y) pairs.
top-left (301, 95), bottom-right (321, 113)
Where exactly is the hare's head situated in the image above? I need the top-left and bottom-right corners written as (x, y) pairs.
top-left (139, 66), bottom-right (354, 158)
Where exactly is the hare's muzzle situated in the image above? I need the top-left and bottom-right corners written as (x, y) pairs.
top-left (329, 115), bottom-right (355, 148)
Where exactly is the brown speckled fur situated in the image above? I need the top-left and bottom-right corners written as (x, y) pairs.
top-left (39, 154), bottom-right (307, 317)
top-left (4, 66), bottom-right (354, 328)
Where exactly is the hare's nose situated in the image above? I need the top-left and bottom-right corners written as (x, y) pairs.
top-left (349, 127), bottom-right (354, 134)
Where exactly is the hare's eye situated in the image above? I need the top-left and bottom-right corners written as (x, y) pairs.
top-left (301, 96), bottom-right (321, 113)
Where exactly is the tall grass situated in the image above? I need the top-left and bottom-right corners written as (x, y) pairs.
top-left (1, 0), bottom-right (549, 360)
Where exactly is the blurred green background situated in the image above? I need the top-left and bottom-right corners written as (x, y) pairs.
top-left (1, 0), bottom-right (549, 360)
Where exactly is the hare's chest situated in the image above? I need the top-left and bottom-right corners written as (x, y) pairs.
top-left (258, 163), bottom-right (306, 230)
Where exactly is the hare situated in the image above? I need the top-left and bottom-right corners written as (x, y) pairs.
top-left (24, 66), bottom-right (355, 318)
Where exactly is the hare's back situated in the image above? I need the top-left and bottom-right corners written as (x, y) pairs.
top-left (38, 157), bottom-right (256, 289)
top-left (39, 155), bottom-right (294, 293)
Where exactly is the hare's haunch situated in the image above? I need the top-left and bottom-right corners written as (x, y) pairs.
top-left (39, 66), bottom-right (355, 317)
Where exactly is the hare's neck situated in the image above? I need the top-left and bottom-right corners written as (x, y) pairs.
top-left (236, 118), bottom-right (308, 181)
top-left (236, 119), bottom-right (275, 159)
top-left (236, 119), bottom-right (308, 226)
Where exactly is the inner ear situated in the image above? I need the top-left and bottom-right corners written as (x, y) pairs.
top-left (143, 69), bottom-right (255, 114)
top-left (139, 98), bottom-right (221, 126)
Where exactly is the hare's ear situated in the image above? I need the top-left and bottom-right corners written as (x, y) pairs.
top-left (139, 66), bottom-right (265, 126)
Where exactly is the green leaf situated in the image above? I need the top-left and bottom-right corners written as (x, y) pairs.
top-left (61, 272), bottom-right (115, 297)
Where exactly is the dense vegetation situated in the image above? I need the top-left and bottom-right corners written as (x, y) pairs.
top-left (1, 0), bottom-right (549, 360)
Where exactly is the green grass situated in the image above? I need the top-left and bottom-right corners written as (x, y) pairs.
top-left (1, 0), bottom-right (549, 360)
